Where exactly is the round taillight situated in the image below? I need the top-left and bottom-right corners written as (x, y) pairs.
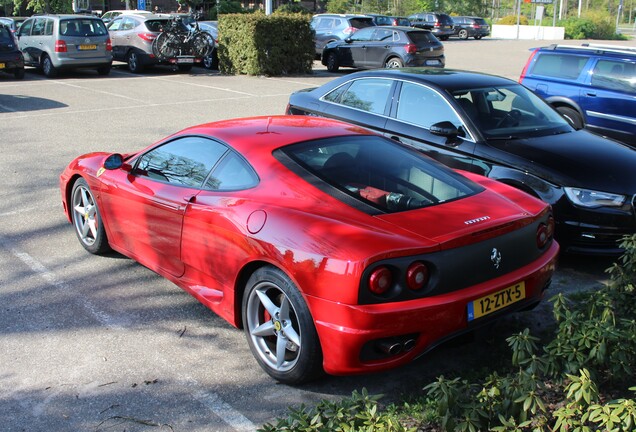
top-left (546, 216), bottom-right (555, 238)
top-left (406, 262), bottom-right (429, 291)
top-left (369, 266), bottom-right (392, 295)
top-left (537, 216), bottom-right (556, 248)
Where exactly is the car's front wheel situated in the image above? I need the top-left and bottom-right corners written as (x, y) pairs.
top-left (243, 266), bottom-right (323, 384)
top-left (458, 29), bottom-right (469, 39)
top-left (71, 178), bottom-right (111, 254)
top-left (385, 57), bottom-right (403, 68)
top-left (556, 106), bottom-right (584, 129)
top-left (326, 52), bottom-right (339, 72)
top-left (42, 55), bottom-right (58, 78)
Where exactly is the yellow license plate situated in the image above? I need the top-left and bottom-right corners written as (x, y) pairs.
top-left (0, 63), bottom-right (5, 69)
top-left (79, 44), bottom-right (97, 50)
top-left (468, 281), bottom-right (525, 321)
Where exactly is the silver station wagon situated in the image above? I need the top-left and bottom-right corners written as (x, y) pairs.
top-left (16, 14), bottom-right (112, 77)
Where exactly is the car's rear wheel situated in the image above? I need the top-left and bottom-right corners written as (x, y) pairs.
top-left (458, 29), bottom-right (469, 39)
top-left (556, 105), bottom-right (584, 129)
top-left (71, 178), bottom-right (111, 255)
top-left (475, 35), bottom-right (483, 40)
top-left (42, 55), bottom-right (58, 78)
top-left (243, 266), bottom-right (323, 384)
top-left (203, 50), bottom-right (218, 69)
top-left (127, 51), bottom-right (144, 73)
top-left (385, 57), bottom-right (403, 68)
top-left (326, 52), bottom-right (339, 72)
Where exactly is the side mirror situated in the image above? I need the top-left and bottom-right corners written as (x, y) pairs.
top-left (430, 121), bottom-right (459, 138)
top-left (103, 153), bottom-right (124, 170)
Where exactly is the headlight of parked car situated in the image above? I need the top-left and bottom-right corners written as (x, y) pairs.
top-left (564, 187), bottom-right (626, 208)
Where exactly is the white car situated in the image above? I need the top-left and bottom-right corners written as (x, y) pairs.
top-left (101, 9), bottom-right (152, 24)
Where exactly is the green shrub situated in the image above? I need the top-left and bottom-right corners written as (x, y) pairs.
top-left (497, 15), bottom-right (529, 25)
top-left (561, 10), bottom-right (622, 39)
top-left (217, 13), bottom-right (314, 76)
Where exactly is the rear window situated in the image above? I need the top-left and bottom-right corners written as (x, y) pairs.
top-left (349, 18), bottom-right (375, 29)
top-left (438, 14), bottom-right (454, 25)
top-left (407, 30), bottom-right (438, 45)
top-left (474, 18), bottom-right (488, 25)
top-left (531, 53), bottom-right (588, 80)
top-left (279, 135), bottom-right (480, 213)
top-left (0, 25), bottom-right (12, 43)
top-left (145, 19), bottom-right (169, 32)
top-left (60, 19), bottom-right (108, 36)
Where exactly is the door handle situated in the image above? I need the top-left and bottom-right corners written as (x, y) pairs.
top-left (586, 92), bottom-right (597, 97)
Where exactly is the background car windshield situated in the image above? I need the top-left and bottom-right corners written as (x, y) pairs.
top-left (61, 19), bottom-right (107, 36)
top-left (453, 84), bottom-right (572, 138)
top-left (281, 136), bottom-right (481, 213)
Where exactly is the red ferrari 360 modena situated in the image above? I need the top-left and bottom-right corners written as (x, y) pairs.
top-left (60, 116), bottom-right (558, 384)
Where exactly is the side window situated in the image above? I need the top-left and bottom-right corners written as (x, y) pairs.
top-left (134, 137), bottom-right (228, 188)
top-left (396, 82), bottom-right (462, 129)
top-left (31, 18), bottom-right (46, 36)
top-left (374, 28), bottom-right (393, 41)
top-left (591, 59), bottom-right (635, 93)
top-left (204, 152), bottom-right (258, 191)
top-left (531, 53), bottom-right (587, 80)
top-left (121, 17), bottom-right (136, 30)
top-left (108, 18), bottom-right (122, 31)
top-left (350, 27), bottom-right (374, 41)
top-left (18, 18), bottom-right (33, 36)
top-left (338, 78), bottom-right (393, 115)
top-left (44, 19), bottom-right (54, 36)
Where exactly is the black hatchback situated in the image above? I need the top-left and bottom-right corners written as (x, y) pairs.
top-left (0, 24), bottom-right (24, 79)
top-left (286, 69), bottom-right (636, 255)
top-left (322, 26), bottom-right (444, 72)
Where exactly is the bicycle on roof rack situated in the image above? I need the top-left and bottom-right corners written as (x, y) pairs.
top-left (152, 12), bottom-right (214, 68)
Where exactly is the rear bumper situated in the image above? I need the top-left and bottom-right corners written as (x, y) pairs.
top-left (53, 54), bottom-right (113, 69)
top-left (307, 241), bottom-right (558, 375)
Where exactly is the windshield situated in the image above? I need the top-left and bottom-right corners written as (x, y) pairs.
top-left (452, 84), bottom-right (573, 139)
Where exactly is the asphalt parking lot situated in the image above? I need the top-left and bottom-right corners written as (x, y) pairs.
top-left (0, 38), bottom-right (624, 431)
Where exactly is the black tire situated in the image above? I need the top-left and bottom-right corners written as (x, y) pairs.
top-left (70, 178), bottom-right (111, 255)
top-left (14, 68), bottom-right (25, 79)
top-left (440, 35), bottom-right (449, 41)
top-left (458, 29), bottom-right (469, 40)
top-left (242, 266), bottom-right (323, 384)
top-left (326, 52), bottom-right (339, 72)
top-left (127, 51), bottom-right (144, 73)
top-left (203, 50), bottom-right (218, 69)
top-left (191, 32), bottom-right (214, 58)
top-left (42, 55), bottom-right (58, 78)
top-left (556, 105), bottom-right (585, 129)
top-left (475, 35), bottom-right (483, 40)
top-left (385, 57), bottom-right (403, 68)
top-left (97, 63), bottom-right (111, 76)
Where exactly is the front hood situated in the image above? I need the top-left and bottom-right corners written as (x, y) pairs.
top-left (376, 189), bottom-right (533, 248)
top-left (487, 130), bottom-right (636, 194)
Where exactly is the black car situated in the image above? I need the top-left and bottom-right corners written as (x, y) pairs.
top-left (0, 23), bottom-right (25, 79)
top-left (322, 26), bottom-right (444, 72)
top-left (0, 16), bottom-right (27, 33)
top-left (452, 16), bottom-right (490, 40)
top-left (286, 68), bottom-right (636, 255)
top-left (408, 12), bottom-right (454, 40)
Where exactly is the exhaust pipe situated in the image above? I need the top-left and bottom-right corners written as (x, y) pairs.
top-left (377, 340), bottom-right (403, 356)
top-left (403, 339), bottom-right (416, 352)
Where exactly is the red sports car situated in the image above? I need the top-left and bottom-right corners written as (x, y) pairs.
top-left (60, 116), bottom-right (558, 384)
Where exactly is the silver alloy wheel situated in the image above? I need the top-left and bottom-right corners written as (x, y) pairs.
top-left (385, 57), bottom-right (403, 68)
top-left (72, 183), bottom-right (99, 247)
top-left (128, 52), bottom-right (141, 73)
top-left (459, 29), bottom-right (469, 39)
top-left (42, 56), bottom-right (56, 77)
top-left (245, 280), bottom-right (302, 373)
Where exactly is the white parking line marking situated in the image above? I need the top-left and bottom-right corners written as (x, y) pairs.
top-left (191, 384), bottom-right (257, 431)
top-left (51, 80), bottom-right (149, 103)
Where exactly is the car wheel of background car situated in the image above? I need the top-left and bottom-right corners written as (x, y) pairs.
top-left (440, 36), bottom-right (449, 40)
top-left (14, 68), bottom-right (25, 79)
top-left (71, 178), bottom-right (111, 255)
top-left (326, 52), bottom-right (340, 72)
top-left (203, 51), bottom-right (218, 69)
top-left (475, 35), bottom-right (483, 40)
top-left (97, 64), bottom-right (111, 76)
top-left (385, 57), bottom-right (404, 68)
top-left (458, 29), bottom-right (469, 39)
top-left (127, 51), bottom-right (144, 74)
top-left (42, 55), bottom-right (58, 78)
top-left (556, 105), bottom-right (584, 129)
top-left (242, 266), bottom-right (323, 384)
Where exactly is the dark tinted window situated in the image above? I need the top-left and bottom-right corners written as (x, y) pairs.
top-left (407, 30), bottom-right (437, 45)
top-left (531, 53), bottom-right (588, 80)
top-left (374, 28), bottom-right (395, 41)
top-left (204, 152), bottom-right (258, 191)
top-left (474, 18), bottom-right (488, 25)
top-left (396, 82), bottom-right (461, 129)
top-left (325, 78), bottom-right (393, 115)
top-left (281, 136), bottom-right (480, 212)
top-left (438, 14), bottom-right (454, 25)
top-left (134, 137), bottom-right (228, 187)
top-left (144, 19), bottom-right (168, 32)
top-left (349, 18), bottom-right (374, 29)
